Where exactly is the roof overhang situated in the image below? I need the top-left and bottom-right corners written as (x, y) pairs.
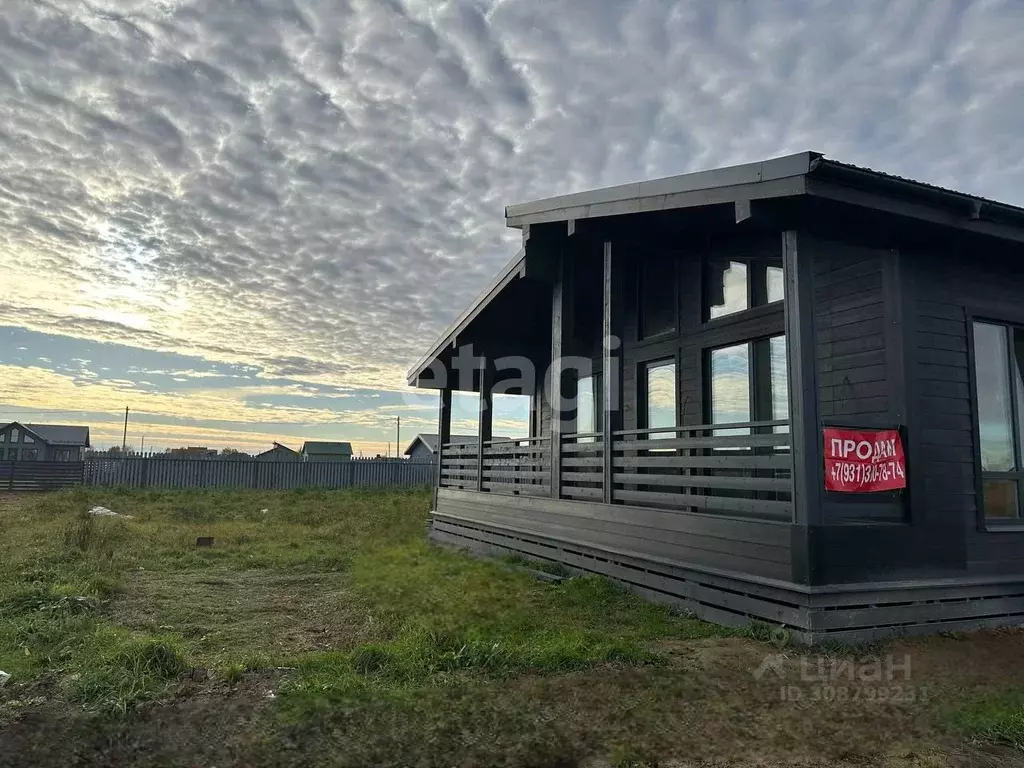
top-left (505, 151), bottom-right (816, 229)
top-left (406, 248), bottom-right (527, 386)
top-left (410, 150), bottom-right (1024, 389)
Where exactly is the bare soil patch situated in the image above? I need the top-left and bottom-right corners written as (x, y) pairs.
top-left (109, 567), bottom-right (380, 661)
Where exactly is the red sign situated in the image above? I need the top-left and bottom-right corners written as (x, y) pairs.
top-left (823, 427), bottom-right (906, 493)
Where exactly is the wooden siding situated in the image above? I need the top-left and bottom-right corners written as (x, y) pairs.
top-left (904, 245), bottom-right (1024, 576)
top-left (435, 487), bottom-right (793, 580)
top-left (810, 236), bottom-right (905, 524)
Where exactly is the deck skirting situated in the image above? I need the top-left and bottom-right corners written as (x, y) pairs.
top-left (429, 510), bottom-right (1024, 645)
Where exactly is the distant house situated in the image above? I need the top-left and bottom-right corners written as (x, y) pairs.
top-left (256, 442), bottom-right (302, 462)
top-left (404, 433), bottom-right (511, 462)
top-left (0, 422), bottom-right (90, 461)
top-left (301, 441), bottom-right (353, 462)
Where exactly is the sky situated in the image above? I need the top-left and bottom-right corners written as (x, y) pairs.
top-left (1, 0), bottom-right (1023, 454)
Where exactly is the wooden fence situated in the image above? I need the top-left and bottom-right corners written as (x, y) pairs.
top-left (0, 461), bottom-right (85, 492)
top-left (83, 457), bottom-right (435, 490)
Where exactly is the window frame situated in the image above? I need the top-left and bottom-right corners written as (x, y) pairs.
top-left (703, 255), bottom-right (784, 325)
top-left (968, 314), bottom-right (1024, 529)
top-left (640, 357), bottom-right (678, 438)
top-left (704, 333), bottom-right (788, 430)
top-left (575, 371), bottom-right (603, 439)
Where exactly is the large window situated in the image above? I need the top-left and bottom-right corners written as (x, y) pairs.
top-left (706, 257), bottom-right (784, 321)
top-left (972, 321), bottom-right (1024, 519)
top-left (708, 335), bottom-right (788, 431)
top-left (644, 360), bottom-right (677, 439)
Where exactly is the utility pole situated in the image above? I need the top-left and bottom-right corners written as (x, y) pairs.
top-left (122, 406), bottom-right (129, 453)
top-left (396, 416), bottom-right (401, 460)
top-left (141, 436), bottom-right (145, 455)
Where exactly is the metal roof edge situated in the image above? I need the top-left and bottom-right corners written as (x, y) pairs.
top-left (504, 151), bottom-right (820, 225)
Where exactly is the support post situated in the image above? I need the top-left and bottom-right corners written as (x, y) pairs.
top-left (549, 247), bottom-right (567, 498)
top-left (477, 363), bottom-right (493, 493)
top-left (434, 388), bottom-right (452, 509)
top-left (602, 240), bottom-right (622, 504)
top-left (782, 230), bottom-right (823, 583)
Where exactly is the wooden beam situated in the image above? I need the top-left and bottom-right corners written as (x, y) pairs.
top-left (735, 199), bottom-right (751, 223)
top-left (477, 363), bottom-right (493, 493)
top-left (602, 240), bottom-right (622, 505)
top-left (806, 178), bottom-right (1024, 246)
top-left (783, 230), bottom-right (823, 583)
top-left (550, 247), bottom-right (568, 498)
top-left (434, 388), bottom-right (452, 509)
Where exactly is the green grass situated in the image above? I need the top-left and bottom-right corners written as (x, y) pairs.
top-left (0, 487), bottom-right (720, 715)
top-left (8, 487), bottom-right (1024, 767)
top-left (950, 688), bottom-right (1024, 750)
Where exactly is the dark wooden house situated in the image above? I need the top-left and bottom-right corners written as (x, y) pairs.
top-left (408, 152), bottom-right (1024, 643)
top-left (0, 422), bottom-right (90, 461)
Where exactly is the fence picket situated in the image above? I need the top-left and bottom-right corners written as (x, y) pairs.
top-left (75, 457), bottom-right (435, 491)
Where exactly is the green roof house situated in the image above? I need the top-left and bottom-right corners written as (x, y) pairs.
top-left (301, 441), bottom-right (353, 462)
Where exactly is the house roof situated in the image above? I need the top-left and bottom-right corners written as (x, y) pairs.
top-left (2, 422), bottom-right (90, 447)
top-left (257, 441), bottom-right (299, 457)
top-left (404, 433), bottom-right (513, 455)
top-left (301, 441), bottom-right (353, 455)
top-left (408, 151), bottom-right (1024, 386)
top-left (503, 151), bottom-right (1024, 233)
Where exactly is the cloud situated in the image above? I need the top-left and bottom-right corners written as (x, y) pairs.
top-left (1, 0), bottom-right (1022, 447)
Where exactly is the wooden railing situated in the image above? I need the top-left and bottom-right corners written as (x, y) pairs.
top-left (609, 420), bottom-right (792, 520)
top-left (560, 432), bottom-right (603, 500)
top-left (439, 442), bottom-right (479, 490)
top-left (481, 436), bottom-right (550, 496)
top-left (439, 420), bottom-right (792, 521)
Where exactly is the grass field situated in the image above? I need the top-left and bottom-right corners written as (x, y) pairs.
top-left (2, 487), bottom-right (1024, 767)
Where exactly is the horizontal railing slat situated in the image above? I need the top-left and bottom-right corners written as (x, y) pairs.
top-left (615, 434), bottom-right (790, 451)
top-left (614, 419), bottom-right (788, 437)
top-left (614, 489), bottom-right (791, 519)
top-left (613, 473), bottom-right (791, 492)
top-left (613, 454), bottom-right (791, 470)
